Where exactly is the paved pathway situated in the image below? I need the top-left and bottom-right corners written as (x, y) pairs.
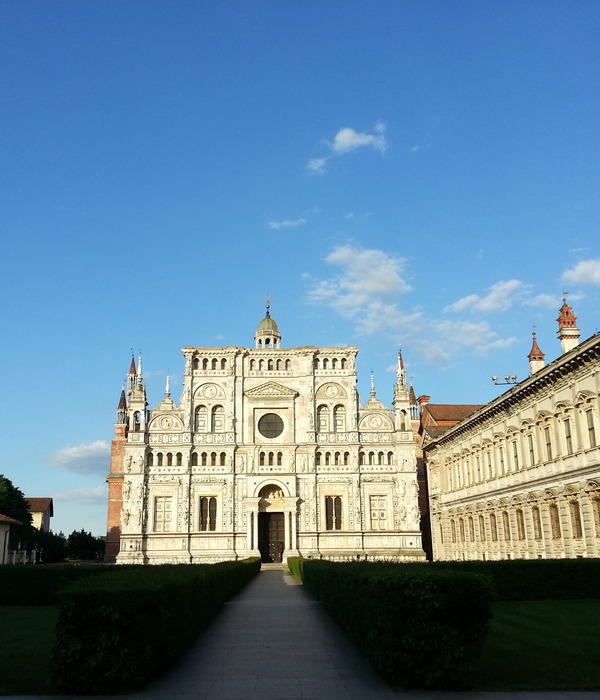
top-left (138, 566), bottom-right (397, 699)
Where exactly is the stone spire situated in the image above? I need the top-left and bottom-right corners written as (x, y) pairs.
top-left (527, 331), bottom-right (545, 375)
top-left (116, 388), bottom-right (127, 424)
top-left (557, 297), bottom-right (580, 354)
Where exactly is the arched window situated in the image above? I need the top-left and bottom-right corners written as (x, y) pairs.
top-left (157, 453), bottom-right (163, 467)
top-left (325, 452), bottom-right (330, 466)
top-left (468, 516), bottom-right (475, 541)
top-left (167, 453), bottom-right (173, 466)
top-left (259, 452), bottom-right (265, 466)
top-left (195, 405), bottom-right (208, 432)
top-left (268, 359), bottom-right (274, 371)
top-left (221, 358), bottom-right (226, 370)
top-left (201, 452), bottom-right (207, 466)
top-left (211, 358), bottom-right (217, 370)
top-left (333, 405), bottom-right (346, 432)
top-left (334, 452), bottom-right (340, 466)
top-left (191, 452), bottom-right (198, 466)
top-left (344, 452), bottom-right (349, 465)
top-left (479, 515), bottom-right (486, 542)
top-left (451, 520), bottom-right (457, 543)
top-left (220, 452), bottom-right (226, 466)
top-left (502, 511), bottom-right (511, 540)
top-left (277, 452), bottom-right (282, 466)
top-left (211, 405), bottom-right (224, 432)
top-left (317, 405), bottom-right (329, 432)
top-left (285, 359), bottom-right (291, 370)
top-left (315, 452), bottom-right (321, 466)
top-left (490, 513), bottom-right (498, 541)
top-left (459, 518), bottom-right (465, 542)
top-left (340, 358), bottom-right (347, 369)
top-left (193, 358), bottom-right (199, 370)
top-left (268, 452), bottom-right (274, 466)
top-left (387, 451), bottom-right (394, 465)
top-left (146, 453), bottom-right (153, 467)
top-left (210, 452), bottom-right (217, 466)
top-left (378, 451), bottom-right (384, 465)
top-left (276, 359), bottom-right (282, 370)
top-left (176, 453), bottom-right (182, 466)
top-left (532, 506), bottom-right (543, 540)
top-left (516, 509), bottom-right (526, 540)
top-left (323, 358), bottom-right (329, 370)
top-left (331, 358), bottom-right (337, 369)
top-left (570, 500), bottom-right (583, 538)
top-left (249, 359), bottom-right (255, 370)
top-left (359, 452), bottom-right (364, 466)
top-left (369, 452), bottom-right (375, 465)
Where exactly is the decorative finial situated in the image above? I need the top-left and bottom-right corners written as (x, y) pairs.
top-left (370, 370), bottom-right (376, 397)
top-left (165, 375), bottom-right (171, 398)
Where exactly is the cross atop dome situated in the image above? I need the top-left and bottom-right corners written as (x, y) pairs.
top-left (255, 297), bottom-right (281, 349)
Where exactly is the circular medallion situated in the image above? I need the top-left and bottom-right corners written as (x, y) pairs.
top-left (203, 385), bottom-right (217, 398)
top-left (258, 413), bottom-right (284, 438)
top-left (325, 385), bottom-right (338, 397)
top-left (368, 415), bottom-right (382, 428)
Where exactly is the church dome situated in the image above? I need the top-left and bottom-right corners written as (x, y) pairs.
top-left (255, 303), bottom-right (281, 349)
top-left (257, 312), bottom-right (279, 334)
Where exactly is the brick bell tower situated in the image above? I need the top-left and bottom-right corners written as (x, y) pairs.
top-left (105, 356), bottom-right (145, 562)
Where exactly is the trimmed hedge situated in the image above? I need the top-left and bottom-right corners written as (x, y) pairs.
top-left (50, 558), bottom-right (261, 693)
top-left (0, 564), bottom-right (121, 605)
top-left (425, 558), bottom-right (600, 601)
top-left (288, 558), bottom-right (492, 689)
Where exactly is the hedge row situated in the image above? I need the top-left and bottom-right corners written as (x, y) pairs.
top-left (0, 564), bottom-right (122, 605)
top-left (50, 558), bottom-right (261, 694)
top-left (288, 558), bottom-right (492, 689)
top-left (426, 558), bottom-right (600, 601)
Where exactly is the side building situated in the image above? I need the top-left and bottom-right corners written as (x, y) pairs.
top-left (425, 300), bottom-right (600, 561)
top-left (106, 307), bottom-right (425, 564)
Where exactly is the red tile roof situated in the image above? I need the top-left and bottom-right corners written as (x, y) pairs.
top-left (425, 404), bottom-right (483, 422)
top-left (0, 513), bottom-right (23, 526)
top-left (26, 498), bottom-right (54, 516)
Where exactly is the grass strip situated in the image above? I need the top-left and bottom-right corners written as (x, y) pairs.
top-left (474, 599), bottom-right (600, 690)
top-left (0, 606), bottom-right (59, 695)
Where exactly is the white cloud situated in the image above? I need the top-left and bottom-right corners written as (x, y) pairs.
top-left (307, 123), bottom-right (387, 173)
top-left (434, 320), bottom-right (518, 356)
top-left (445, 280), bottom-right (524, 313)
top-left (331, 122), bottom-right (387, 155)
top-left (307, 157), bottom-right (328, 175)
top-left (309, 245), bottom-right (418, 338)
top-left (268, 218), bottom-right (306, 230)
top-left (49, 440), bottom-right (110, 476)
top-left (525, 293), bottom-right (561, 309)
top-left (562, 259), bottom-right (600, 285)
top-left (53, 486), bottom-right (106, 504)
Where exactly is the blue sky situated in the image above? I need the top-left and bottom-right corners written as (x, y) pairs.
top-left (1, 1), bottom-right (599, 537)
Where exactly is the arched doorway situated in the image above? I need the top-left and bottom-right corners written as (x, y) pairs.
top-left (257, 484), bottom-right (285, 563)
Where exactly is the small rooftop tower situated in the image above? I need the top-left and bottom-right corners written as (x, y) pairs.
top-left (255, 298), bottom-right (281, 349)
top-left (557, 297), bottom-right (580, 354)
top-left (527, 331), bottom-right (545, 375)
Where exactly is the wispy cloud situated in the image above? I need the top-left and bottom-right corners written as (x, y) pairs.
top-left (562, 259), bottom-right (600, 285)
top-left (307, 123), bottom-right (387, 174)
top-left (53, 486), bottom-right (106, 504)
top-left (268, 218), bottom-right (306, 230)
top-left (48, 440), bottom-right (110, 476)
top-left (445, 280), bottom-right (524, 313)
top-left (525, 293), bottom-right (562, 309)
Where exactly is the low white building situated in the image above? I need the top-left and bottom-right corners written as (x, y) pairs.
top-left (106, 306), bottom-right (424, 564)
top-left (425, 300), bottom-right (600, 561)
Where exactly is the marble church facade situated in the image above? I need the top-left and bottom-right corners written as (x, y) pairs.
top-left (106, 308), bottom-right (424, 564)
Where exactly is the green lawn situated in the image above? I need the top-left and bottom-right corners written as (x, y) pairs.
top-left (0, 606), bottom-right (59, 695)
top-left (474, 599), bottom-right (600, 690)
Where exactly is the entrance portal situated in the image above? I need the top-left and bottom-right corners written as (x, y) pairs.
top-left (258, 512), bottom-right (284, 563)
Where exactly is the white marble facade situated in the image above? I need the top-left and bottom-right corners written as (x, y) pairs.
top-left (107, 309), bottom-right (424, 564)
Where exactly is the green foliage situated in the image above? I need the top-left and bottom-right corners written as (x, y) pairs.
top-left (0, 564), bottom-right (118, 605)
top-left (66, 529), bottom-right (105, 560)
top-left (33, 530), bottom-right (67, 563)
top-left (0, 474), bottom-right (33, 545)
top-left (290, 559), bottom-right (493, 689)
top-left (50, 558), bottom-right (261, 694)
top-left (424, 558), bottom-right (600, 601)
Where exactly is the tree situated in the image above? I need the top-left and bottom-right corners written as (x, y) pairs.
top-left (0, 474), bottom-right (33, 547)
top-left (67, 529), bottom-right (105, 560)
top-left (33, 530), bottom-right (67, 563)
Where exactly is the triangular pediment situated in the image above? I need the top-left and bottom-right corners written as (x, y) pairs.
top-left (245, 381), bottom-right (298, 398)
